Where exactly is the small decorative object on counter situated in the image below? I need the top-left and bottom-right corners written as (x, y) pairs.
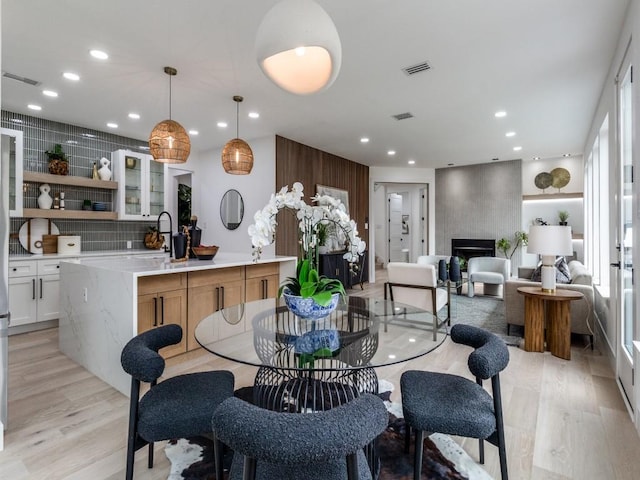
top-left (188, 215), bottom-right (202, 258)
top-left (171, 226), bottom-right (190, 263)
top-left (144, 226), bottom-right (165, 250)
top-left (37, 183), bottom-right (53, 209)
top-left (558, 210), bottom-right (569, 226)
top-left (59, 192), bottom-right (65, 210)
top-left (45, 144), bottom-right (69, 175)
top-left (98, 157), bottom-right (112, 181)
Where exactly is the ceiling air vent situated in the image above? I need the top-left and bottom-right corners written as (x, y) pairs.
top-left (402, 61), bottom-right (431, 76)
top-left (392, 112), bottom-right (414, 121)
top-left (2, 71), bottom-right (41, 86)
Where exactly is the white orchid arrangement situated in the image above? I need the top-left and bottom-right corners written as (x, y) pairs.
top-left (248, 182), bottom-right (366, 271)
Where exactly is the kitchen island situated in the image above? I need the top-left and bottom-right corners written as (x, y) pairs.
top-left (59, 252), bottom-right (296, 395)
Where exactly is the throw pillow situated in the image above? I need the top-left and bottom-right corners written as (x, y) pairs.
top-left (530, 257), bottom-right (572, 284)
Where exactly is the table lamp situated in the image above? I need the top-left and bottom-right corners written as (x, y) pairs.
top-left (527, 225), bottom-right (573, 292)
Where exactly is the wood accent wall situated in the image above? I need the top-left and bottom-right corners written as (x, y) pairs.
top-left (275, 135), bottom-right (369, 257)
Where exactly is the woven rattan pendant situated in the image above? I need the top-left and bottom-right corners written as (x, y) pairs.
top-left (221, 96), bottom-right (253, 175)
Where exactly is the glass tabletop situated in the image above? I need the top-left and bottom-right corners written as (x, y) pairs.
top-left (194, 296), bottom-right (448, 372)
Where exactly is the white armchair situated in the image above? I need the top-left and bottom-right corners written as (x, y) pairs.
top-left (466, 257), bottom-right (511, 298)
top-left (385, 262), bottom-right (449, 339)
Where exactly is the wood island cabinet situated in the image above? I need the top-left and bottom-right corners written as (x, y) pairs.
top-left (245, 263), bottom-right (280, 302)
top-left (137, 273), bottom-right (187, 358)
top-left (186, 267), bottom-right (244, 351)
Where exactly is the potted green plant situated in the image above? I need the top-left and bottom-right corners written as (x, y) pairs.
top-left (496, 231), bottom-right (528, 259)
top-left (45, 144), bottom-right (69, 175)
top-left (278, 259), bottom-right (346, 319)
top-left (558, 210), bottom-right (569, 226)
top-left (316, 222), bottom-right (329, 254)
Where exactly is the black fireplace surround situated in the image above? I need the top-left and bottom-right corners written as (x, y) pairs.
top-left (451, 239), bottom-right (496, 262)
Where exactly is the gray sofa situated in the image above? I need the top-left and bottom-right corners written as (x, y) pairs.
top-left (504, 260), bottom-right (594, 344)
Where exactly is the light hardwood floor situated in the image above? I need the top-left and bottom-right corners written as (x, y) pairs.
top-left (1, 271), bottom-right (640, 480)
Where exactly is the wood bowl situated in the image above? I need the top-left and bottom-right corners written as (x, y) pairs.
top-left (192, 245), bottom-right (219, 260)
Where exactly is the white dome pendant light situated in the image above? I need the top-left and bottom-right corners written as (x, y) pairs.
top-left (255, 0), bottom-right (342, 95)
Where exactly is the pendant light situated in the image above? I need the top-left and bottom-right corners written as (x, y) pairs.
top-left (255, 0), bottom-right (342, 95)
top-left (149, 66), bottom-right (191, 164)
top-left (221, 96), bottom-right (254, 175)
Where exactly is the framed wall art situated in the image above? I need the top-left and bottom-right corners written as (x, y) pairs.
top-left (316, 184), bottom-right (349, 214)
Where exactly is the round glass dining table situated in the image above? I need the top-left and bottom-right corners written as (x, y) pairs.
top-left (195, 296), bottom-right (448, 412)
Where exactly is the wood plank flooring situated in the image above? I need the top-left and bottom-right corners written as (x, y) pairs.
top-left (1, 270), bottom-right (639, 479)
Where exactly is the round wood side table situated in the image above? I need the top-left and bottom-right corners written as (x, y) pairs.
top-left (517, 286), bottom-right (584, 360)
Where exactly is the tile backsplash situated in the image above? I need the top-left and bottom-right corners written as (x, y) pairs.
top-left (3, 111), bottom-right (161, 254)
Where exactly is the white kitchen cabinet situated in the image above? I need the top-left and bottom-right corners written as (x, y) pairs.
top-left (8, 259), bottom-right (63, 327)
top-left (112, 149), bottom-right (167, 220)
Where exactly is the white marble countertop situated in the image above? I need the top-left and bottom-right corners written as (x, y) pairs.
top-left (70, 252), bottom-right (297, 277)
top-left (9, 249), bottom-right (165, 261)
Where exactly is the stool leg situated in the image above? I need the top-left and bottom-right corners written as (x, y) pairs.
top-left (413, 429), bottom-right (424, 480)
top-left (148, 441), bottom-right (154, 468)
top-left (404, 424), bottom-right (411, 453)
top-left (213, 435), bottom-right (224, 480)
top-left (479, 438), bottom-right (485, 464)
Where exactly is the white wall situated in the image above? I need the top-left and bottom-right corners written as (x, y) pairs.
top-left (189, 136), bottom-right (276, 256)
top-left (369, 167), bottom-right (436, 281)
top-left (583, 0), bottom-right (639, 427)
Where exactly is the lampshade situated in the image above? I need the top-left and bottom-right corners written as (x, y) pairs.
top-left (255, 0), bottom-right (342, 95)
top-left (222, 96), bottom-right (254, 175)
top-left (149, 67), bottom-right (191, 164)
top-left (527, 225), bottom-right (573, 292)
top-left (527, 225), bottom-right (573, 256)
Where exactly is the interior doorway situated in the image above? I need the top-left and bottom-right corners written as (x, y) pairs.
top-left (166, 167), bottom-right (193, 230)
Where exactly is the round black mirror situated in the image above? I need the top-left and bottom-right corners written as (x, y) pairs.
top-left (220, 189), bottom-right (244, 230)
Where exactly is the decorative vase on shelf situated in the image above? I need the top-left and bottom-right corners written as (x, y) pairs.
top-left (37, 184), bottom-right (53, 209)
top-left (98, 157), bottom-right (112, 181)
top-left (282, 290), bottom-right (340, 320)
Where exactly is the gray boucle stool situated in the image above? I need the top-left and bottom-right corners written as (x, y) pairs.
top-left (121, 324), bottom-right (234, 480)
top-left (212, 393), bottom-right (388, 480)
top-left (401, 324), bottom-right (510, 480)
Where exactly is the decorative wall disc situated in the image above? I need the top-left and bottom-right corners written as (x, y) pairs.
top-left (534, 172), bottom-right (553, 190)
top-left (550, 167), bottom-right (570, 189)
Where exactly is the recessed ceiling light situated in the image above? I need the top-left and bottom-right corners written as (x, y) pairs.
top-left (42, 90), bottom-right (58, 97)
top-left (408, 160), bottom-right (415, 165)
top-left (28, 104), bottom-right (41, 111)
top-left (360, 137), bottom-right (369, 143)
top-left (563, 153), bottom-right (571, 157)
top-left (128, 113), bottom-right (140, 120)
top-left (217, 121), bottom-right (228, 128)
top-left (505, 131), bottom-right (516, 137)
top-left (533, 156), bottom-right (540, 160)
top-left (90, 49), bottom-right (109, 60)
top-left (513, 146), bottom-right (522, 151)
top-left (248, 112), bottom-right (260, 119)
top-left (106, 122), bottom-right (118, 129)
top-left (495, 111), bottom-right (507, 118)
top-left (387, 150), bottom-right (396, 156)
top-left (63, 72), bottom-right (80, 81)
top-left (188, 130), bottom-right (199, 135)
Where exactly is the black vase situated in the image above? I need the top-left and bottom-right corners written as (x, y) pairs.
top-left (438, 259), bottom-right (448, 282)
top-left (173, 232), bottom-right (187, 259)
top-left (449, 256), bottom-right (461, 282)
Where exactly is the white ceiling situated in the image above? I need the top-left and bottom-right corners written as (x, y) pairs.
top-left (1, 0), bottom-right (630, 169)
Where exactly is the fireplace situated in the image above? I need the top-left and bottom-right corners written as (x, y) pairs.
top-left (451, 238), bottom-right (496, 263)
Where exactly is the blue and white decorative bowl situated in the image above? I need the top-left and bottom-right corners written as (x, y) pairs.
top-left (294, 329), bottom-right (340, 355)
top-left (282, 291), bottom-right (340, 320)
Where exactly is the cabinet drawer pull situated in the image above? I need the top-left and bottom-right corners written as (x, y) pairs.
top-left (153, 297), bottom-right (158, 326)
top-left (220, 286), bottom-right (225, 309)
top-left (160, 296), bottom-right (165, 325)
top-left (32, 279), bottom-right (36, 300)
top-left (40, 278), bottom-right (43, 299)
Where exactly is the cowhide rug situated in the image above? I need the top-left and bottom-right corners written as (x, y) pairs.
top-left (165, 381), bottom-right (493, 480)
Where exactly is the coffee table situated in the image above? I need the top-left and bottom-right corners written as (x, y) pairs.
top-left (517, 286), bottom-right (583, 360)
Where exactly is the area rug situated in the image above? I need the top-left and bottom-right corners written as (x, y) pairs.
top-left (165, 382), bottom-right (493, 479)
top-left (450, 292), bottom-right (523, 347)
